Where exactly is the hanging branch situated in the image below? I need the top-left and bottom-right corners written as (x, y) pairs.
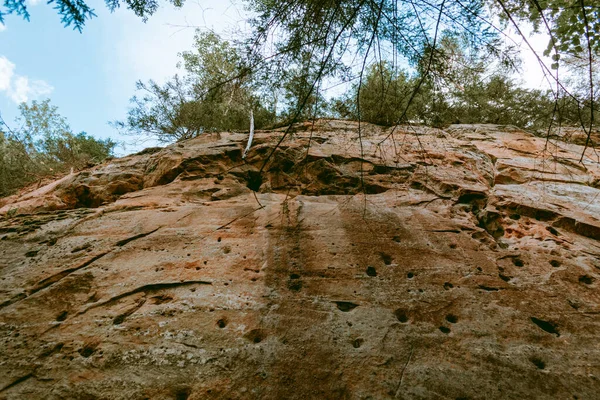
top-left (579, 0), bottom-right (595, 161)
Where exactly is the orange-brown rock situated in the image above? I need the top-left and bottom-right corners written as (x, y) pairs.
top-left (1, 120), bottom-right (600, 399)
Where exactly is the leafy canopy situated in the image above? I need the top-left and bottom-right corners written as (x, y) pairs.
top-left (114, 31), bottom-right (276, 142)
top-left (0, 0), bottom-right (184, 31)
top-left (0, 99), bottom-right (115, 196)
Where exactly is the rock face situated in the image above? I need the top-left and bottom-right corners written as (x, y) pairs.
top-left (1, 120), bottom-right (600, 399)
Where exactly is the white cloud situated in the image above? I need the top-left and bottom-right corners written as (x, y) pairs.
top-left (27, 0), bottom-right (42, 6)
top-left (105, 0), bottom-right (252, 89)
top-left (0, 56), bottom-right (53, 103)
top-left (10, 75), bottom-right (54, 103)
top-left (0, 23), bottom-right (6, 32)
top-left (0, 56), bottom-right (15, 92)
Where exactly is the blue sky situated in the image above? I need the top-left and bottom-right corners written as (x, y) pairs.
top-left (0, 0), bottom-right (250, 154)
top-left (0, 0), bottom-right (552, 155)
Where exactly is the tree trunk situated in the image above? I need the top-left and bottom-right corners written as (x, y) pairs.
top-left (243, 109), bottom-right (254, 159)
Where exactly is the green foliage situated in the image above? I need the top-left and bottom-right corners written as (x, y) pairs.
top-left (0, 99), bottom-right (115, 197)
top-left (4, 0), bottom-right (597, 145)
top-left (277, 52), bottom-right (330, 123)
top-left (246, 0), bottom-right (598, 134)
top-left (498, 0), bottom-right (599, 59)
top-left (0, 0), bottom-right (183, 31)
top-left (332, 62), bottom-right (416, 126)
top-left (332, 55), bottom-right (561, 130)
top-left (116, 31), bottom-right (276, 142)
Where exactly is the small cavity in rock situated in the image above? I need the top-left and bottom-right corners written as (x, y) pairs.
top-left (550, 260), bottom-right (561, 268)
top-left (529, 356), bottom-right (546, 370)
top-left (380, 252), bottom-right (393, 265)
top-left (513, 258), bottom-right (524, 267)
top-left (446, 314), bottom-right (458, 323)
top-left (335, 301), bottom-right (359, 312)
top-left (244, 329), bottom-right (266, 343)
top-left (56, 311), bottom-right (68, 322)
top-left (394, 309), bottom-right (409, 323)
top-left (530, 317), bottom-right (560, 336)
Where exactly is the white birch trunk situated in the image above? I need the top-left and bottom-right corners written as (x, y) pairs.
top-left (242, 109), bottom-right (254, 159)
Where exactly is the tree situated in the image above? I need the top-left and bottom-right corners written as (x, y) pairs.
top-left (277, 51), bottom-right (330, 123)
top-left (331, 62), bottom-right (419, 126)
top-left (245, 0), bottom-right (598, 137)
top-left (332, 46), bottom-right (559, 130)
top-left (0, 0), bottom-right (184, 31)
top-left (114, 31), bottom-right (275, 142)
top-left (0, 99), bottom-right (115, 196)
top-left (4, 0), bottom-right (597, 145)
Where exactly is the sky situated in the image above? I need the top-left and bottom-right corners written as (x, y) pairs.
top-left (0, 0), bottom-right (554, 155)
top-left (0, 0), bottom-right (251, 154)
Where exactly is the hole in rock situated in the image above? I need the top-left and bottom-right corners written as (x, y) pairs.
top-left (478, 285), bottom-right (499, 291)
top-left (529, 356), bottom-right (546, 370)
top-left (175, 387), bottom-right (192, 400)
top-left (353, 338), bottom-right (364, 348)
top-left (439, 326), bottom-right (451, 334)
top-left (246, 170), bottom-right (263, 192)
top-left (335, 301), bottom-right (359, 312)
top-left (579, 275), bottom-right (594, 285)
top-left (78, 343), bottom-right (98, 358)
top-left (394, 309), bottom-right (409, 323)
top-left (56, 311), bottom-right (68, 322)
top-left (443, 282), bottom-right (454, 290)
top-left (550, 260), bottom-right (561, 268)
top-left (446, 314), bottom-right (458, 323)
top-left (407, 272), bottom-right (414, 279)
top-left (513, 258), bottom-right (524, 267)
top-left (366, 266), bottom-right (377, 277)
top-left (244, 329), bottom-right (267, 343)
top-left (287, 279), bottom-right (302, 291)
top-left (217, 318), bottom-right (227, 328)
top-left (380, 252), bottom-right (393, 265)
top-left (530, 317), bottom-right (560, 336)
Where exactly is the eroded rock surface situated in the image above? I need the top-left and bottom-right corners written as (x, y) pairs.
top-left (1, 120), bottom-right (600, 399)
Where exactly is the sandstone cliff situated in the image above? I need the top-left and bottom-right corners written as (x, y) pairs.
top-left (1, 120), bottom-right (599, 399)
